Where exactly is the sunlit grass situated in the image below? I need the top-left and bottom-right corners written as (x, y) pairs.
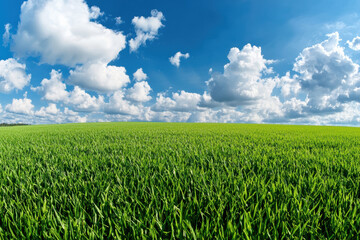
top-left (0, 122), bottom-right (359, 239)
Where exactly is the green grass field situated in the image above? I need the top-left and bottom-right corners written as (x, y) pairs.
top-left (0, 123), bottom-right (360, 239)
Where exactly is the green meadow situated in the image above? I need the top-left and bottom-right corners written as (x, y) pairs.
top-left (0, 123), bottom-right (360, 239)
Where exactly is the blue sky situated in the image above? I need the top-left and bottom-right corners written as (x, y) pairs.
top-left (1, 0), bottom-right (360, 124)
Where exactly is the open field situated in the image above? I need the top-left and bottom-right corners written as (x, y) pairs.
top-left (0, 123), bottom-right (360, 239)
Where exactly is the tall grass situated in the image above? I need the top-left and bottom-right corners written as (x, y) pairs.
top-left (0, 123), bottom-right (359, 239)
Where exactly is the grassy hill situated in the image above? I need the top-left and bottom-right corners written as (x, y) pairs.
top-left (0, 122), bottom-right (359, 239)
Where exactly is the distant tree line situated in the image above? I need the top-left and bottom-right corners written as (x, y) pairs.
top-left (0, 123), bottom-right (30, 127)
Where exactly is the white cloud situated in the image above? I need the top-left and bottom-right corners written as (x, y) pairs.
top-left (32, 70), bottom-right (104, 112)
top-left (188, 109), bottom-right (245, 123)
top-left (153, 91), bottom-right (202, 112)
top-left (293, 32), bottom-right (359, 112)
top-left (129, 9), bottom-right (165, 52)
top-left (12, 0), bottom-right (126, 67)
top-left (104, 91), bottom-right (141, 115)
top-left (32, 70), bottom-right (68, 101)
top-left (146, 110), bottom-right (191, 122)
top-left (89, 6), bottom-right (103, 20)
top-left (67, 115), bottom-right (87, 123)
top-left (2, 23), bottom-right (11, 47)
top-left (347, 36), bottom-right (360, 51)
top-left (133, 68), bottom-right (148, 81)
top-left (59, 107), bottom-right (87, 122)
top-left (64, 107), bottom-right (78, 116)
top-left (0, 103), bottom-right (91, 124)
top-left (276, 72), bottom-right (301, 97)
top-left (69, 62), bottom-right (130, 92)
top-left (11, 0), bottom-right (134, 95)
top-left (150, 45), bottom-right (284, 122)
top-left (0, 58), bottom-right (31, 93)
top-left (207, 44), bottom-right (276, 107)
top-left (190, 33), bottom-right (360, 123)
top-left (282, 98), bottom-right (308, 119)
top-left (32, 70), bottom-right (110, 114)
top-left (193, 96), bottom-right (282, 124)
top-left (127, 81), bottom-right (152, 102)
top-left (5, 93), bottom-right (34, 115)
top-left (295, 33), bottom-right (357, 90)
top-left (66, 86), bottom-right (104, 112)
top-left (35, 103), bottom-right (59, 117)
top-left (322, 102), bottom-right (360, 125)
top-left (169, 52), bottom-right (190, 67)
top-left (243, 97), bottom-right (284, 122)
top-left (198, 91), bottom-right (224, 108)
top-left (115, 17), bottom-right (123, 25)
top-left (5, 25), bottom-right (360, 125)
top-left (43, 103), bottom-right (59, 115)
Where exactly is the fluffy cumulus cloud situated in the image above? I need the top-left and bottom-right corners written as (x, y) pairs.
top-left (5, 93), bottom-right (34, 115)
top-left (22, 31), bottom-right (360, 124)
top-left (276, 72), bottom-right (301, 97)
top-left (68, 63), bottom-right (130, 93)
top-left (32, 70), bottom-right (68, 101)
top-left (294, 33), bottom-right (357, 90)
top-left (8, 0), bottom-right (135, 95)
top-left (293, 32), bottom-right (359, 113)
top-left (35, 103), bottom-right (59, 117)
top-left (0, 58), bottom-right (31, 93)
top-left (281, 98), bottom-right (308, 119)
top-left (145, 111), bottom-right (191, 123)
top-left (207, 44), bottom-right (276, 107)
top-left (66, 86), bottom-right (104, 112)
top-left (153, 91), bottom-right (202, 112)
top-left (2, 23), bottom-right (11, 47)
top-left (104, 91), bottom-right (141, 115)
top-left (146, 32), bottom-right (360, 124)
top-left (1, 102), bottom-right (89, 124)
top-left (127, 81), bottom-right (152, 102)
top-left (62, 107), bottom-right (87, 123)
top-left (12, 0), bottom-right (126, 67)
top-left (32, 70), bottom-right (104, 112)
top-left (133, 68), bottom-right (148, 81)
top-left (4, 0), bottom-right (360, 128)
top-left (169, 52), bottom-right (190, 67)
top-left (188, 109), bottom-right (245, 123)
top-left (129, 10), bottom-right (165, 52)
top-left (347, 36), bottom-right (360, 51)
top-left (67, 115), bottom-right (87, 123)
